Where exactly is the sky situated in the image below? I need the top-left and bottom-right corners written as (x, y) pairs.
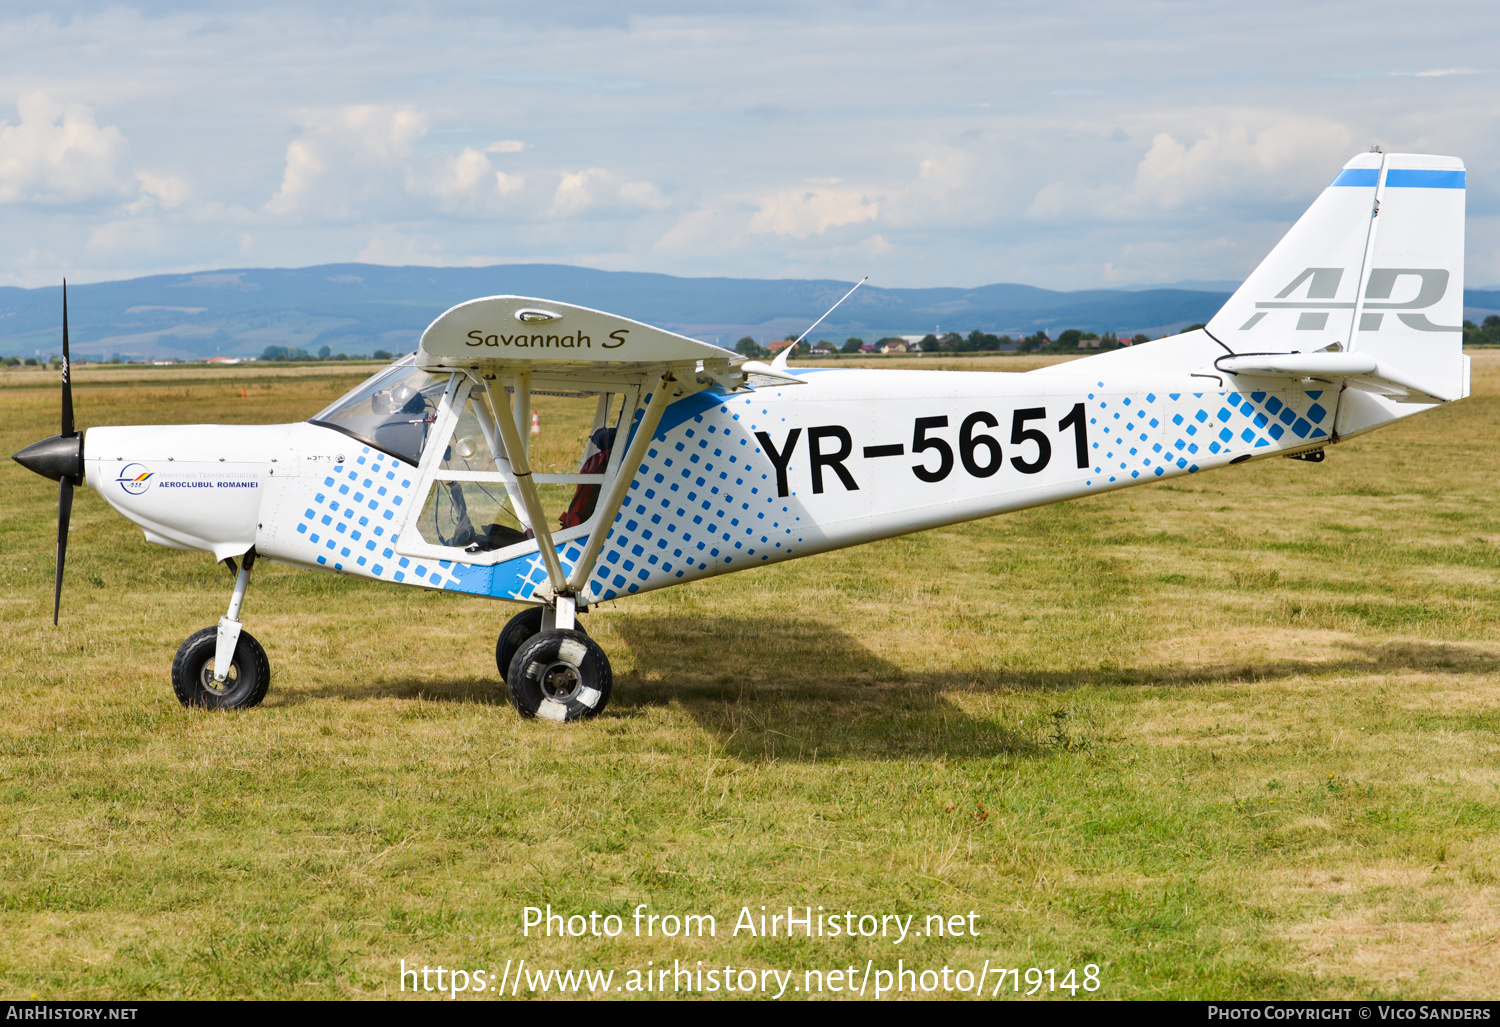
top-left (1, 1), bottom-right (1497, 291)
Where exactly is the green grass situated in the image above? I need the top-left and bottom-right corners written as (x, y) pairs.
top-left (0, 357), bottom-right (1498, 999)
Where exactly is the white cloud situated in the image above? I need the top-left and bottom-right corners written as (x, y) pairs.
top-left (748, 182), bottom-right (879, 238)
top-left (420, 147), bottom-right (525, 213)
top-left (266, 108), bottom-right (533, 220)
top-left (0, 92), bottom-right (133, 205)
top-left (551, 171), bottom-right (598, 217)
top-left (617, 179), bottom-right (669, 210)
top-left (265, 105), bottom-right (427, 220)
top-left (551, 168), bottom-right (670, 217)
top-left (1027, 118), bottom-right (1353, 224)
top-left (654, 203), bottom-right (747, 256)
top-left (129, 171), bottom-right (190, 213)
top-left (1132, 120), bottom-right (1352, 209)
top-left (356, 232), bottom-right (447, 265)
top-left (657, 152), bottom-right (967, 259)
top-left (658, 147), bottom-right (974, 262)
top-left (879, 148), bottom-right (976, 227)
top-left (1026, 181), bottom-right (1073, 222)
top-left (354, 231), bottom-right (514, 268)
top-left (85, 215), bottom-right (168, 258)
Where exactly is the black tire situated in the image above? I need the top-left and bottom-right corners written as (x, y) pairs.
top-left (507, 629), bottom-right (612, 722)
top-left (495, 606), bottom-right (586, 678)
top-left (171, 626), bottom-right (271, 710)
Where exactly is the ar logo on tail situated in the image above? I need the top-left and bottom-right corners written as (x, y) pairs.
top-left (1240, 267), bottom-right (1458, 334)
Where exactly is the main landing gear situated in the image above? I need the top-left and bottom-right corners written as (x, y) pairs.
top-left (497, 596), bottom-right (613, 722)
top-left (480, 371), bottom-right (671, 724)
top-left (171, 550), bottom-right (271, 709)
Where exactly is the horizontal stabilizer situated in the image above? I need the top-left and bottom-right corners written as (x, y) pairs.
top-left (1216, 350), bottom-right (1458, 403)
top-left (1217, 352), bottom-right (1376, 377)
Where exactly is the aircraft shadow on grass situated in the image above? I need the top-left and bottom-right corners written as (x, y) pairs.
top-left (291, 618), bottom-right (1500, 763)
top-left (604, 618), bottom-right (1500, 761)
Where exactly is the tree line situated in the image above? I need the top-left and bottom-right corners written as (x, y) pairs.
top-left (734, 328), bottom-right (1161, 359)
top-left (260, 345), bottom-right (394, 362)
top-left (1462, 316), bottom-right (1500, 347)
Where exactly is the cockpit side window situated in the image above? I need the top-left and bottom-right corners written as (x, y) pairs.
top-left (419, 387), bottom-right (535, 553)
top-left (400, 381), bottom-right (637, 563)
top-left (309, 361), bottom-right (449, 466)
top-left (442, 392), bottom-right (504, 473)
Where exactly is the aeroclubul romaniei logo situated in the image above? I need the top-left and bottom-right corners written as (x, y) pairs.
top-left (116, 462), bottom-right (153, 495)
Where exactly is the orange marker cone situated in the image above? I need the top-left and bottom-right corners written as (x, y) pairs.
top-left (530, 411), bottom-right (541, 435)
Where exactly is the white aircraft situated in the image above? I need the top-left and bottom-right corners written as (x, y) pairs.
top-left (14, 150), bottom-right (1467, 720)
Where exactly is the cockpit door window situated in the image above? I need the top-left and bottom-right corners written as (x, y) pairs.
top-left (398, 376), bottom-right (637, 565)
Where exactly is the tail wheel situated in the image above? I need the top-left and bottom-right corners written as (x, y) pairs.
top-left (171, 626), bottom-right (271, 710)
top-left (495, 606), bottom-right (586, 679)
top-left (507, 629), bottom-right (612, 722)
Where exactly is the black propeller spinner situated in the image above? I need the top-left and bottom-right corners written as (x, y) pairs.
top-left (11, 282), bottom-right (84, 624)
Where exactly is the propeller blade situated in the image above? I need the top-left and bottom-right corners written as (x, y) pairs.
top-left (61, 280), bottom-right (73, 438)
top-left (54, 478), bottom-right (72, 626)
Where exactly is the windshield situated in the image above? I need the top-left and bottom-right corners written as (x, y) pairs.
top-left (310, 360), bottom-right (449, 466)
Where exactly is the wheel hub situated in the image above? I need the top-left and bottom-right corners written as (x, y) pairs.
top-left (198, 658), bottom-right (238, 695)
top-left (539, 660), bottom-right (582, 702)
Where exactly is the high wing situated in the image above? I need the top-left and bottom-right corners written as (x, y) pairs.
top-left (418, 294), bottom-right (731, 387)
top-left (414, 295), bottom-right (755, 622)
top-left (417, 294), bottom-right (803, 388)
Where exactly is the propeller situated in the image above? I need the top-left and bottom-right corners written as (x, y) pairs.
top-left (11, 281), bottom-right (83, 624)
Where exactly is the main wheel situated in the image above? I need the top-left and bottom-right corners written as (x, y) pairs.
top-left (506, 629), bottom-right (612, 722)
top-left (171, 626), bottom-right (271, 710)
top-left (495, 606), bottom-right (587, 678)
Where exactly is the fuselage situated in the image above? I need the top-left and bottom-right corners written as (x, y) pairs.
top-left (81, 360), bottom-right (1382, 608)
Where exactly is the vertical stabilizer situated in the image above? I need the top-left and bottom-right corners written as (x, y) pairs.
top-left (1208, 152), bottom-right (1466, 400)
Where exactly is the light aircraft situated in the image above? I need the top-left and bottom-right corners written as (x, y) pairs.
top-left (13, 150), bottom-right (1468, 720)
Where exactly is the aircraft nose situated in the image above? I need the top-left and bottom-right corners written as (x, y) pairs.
top-left (12, 433), bottom-right (83, 483)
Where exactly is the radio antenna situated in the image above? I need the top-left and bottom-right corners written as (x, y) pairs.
top-left (771, 276), bottom-right (868, 370)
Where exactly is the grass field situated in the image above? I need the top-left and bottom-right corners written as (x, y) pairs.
top-left (1, 353), bottom-right (1498, 1000)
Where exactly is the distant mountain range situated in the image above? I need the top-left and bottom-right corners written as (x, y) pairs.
top-left (2, 263), bottom-right (1498, 360)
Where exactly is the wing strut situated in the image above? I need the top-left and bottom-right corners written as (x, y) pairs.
top-left (564, 374), bottom-right (678, 596)
top-left (489, 380), bottom-right (569, 595)
top-left (511, 370), bottom-right (532, 461)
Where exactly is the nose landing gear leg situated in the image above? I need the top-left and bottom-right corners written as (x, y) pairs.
top-left (171, 549), bottom-right (271, 710)
top-left (215, 550), bottom-right (255, 684)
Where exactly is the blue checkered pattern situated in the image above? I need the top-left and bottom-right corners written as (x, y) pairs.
top-left (1086, 384), bottom-right (1330, 484)
top-left (579, 394), bottom-right (802, 603)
